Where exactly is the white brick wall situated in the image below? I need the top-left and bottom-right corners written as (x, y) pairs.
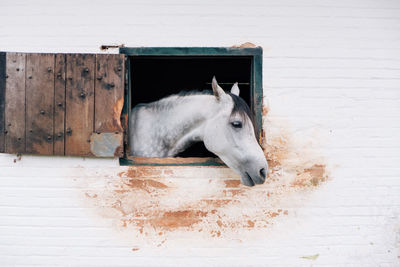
top-left (1, 0), bottom-right (400, 266)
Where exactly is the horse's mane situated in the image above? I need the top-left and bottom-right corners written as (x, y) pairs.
top-left (144, 90), bottom-right (254, 124)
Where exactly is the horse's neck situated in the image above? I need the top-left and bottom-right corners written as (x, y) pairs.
top-left (134, 95), bottom-right (218, 157)
top-left (162, 96), bottom-right (214, 155)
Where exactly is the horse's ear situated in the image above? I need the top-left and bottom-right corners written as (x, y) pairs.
top-left (230, 82), bottom-right (240, 96)
top-left (212, 76), bottom-right (226, 100)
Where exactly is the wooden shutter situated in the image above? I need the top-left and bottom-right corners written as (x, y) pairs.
top-left (0, 52), bottom-right (125, 157)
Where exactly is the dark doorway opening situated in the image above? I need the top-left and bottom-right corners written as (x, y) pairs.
top-left (129, 56), bottom-right (252, 157)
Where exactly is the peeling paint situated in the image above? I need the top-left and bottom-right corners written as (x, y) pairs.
top-left (95, 97), bottom-right (124, 133)
top-left (231, 42), bottom-right (259, 48)
top-left (292, 164), bottom-right (327, 187)
top-left (113, 97), bottom-right (124, 132)
top-left (262, 105), bottom-right (269, 116)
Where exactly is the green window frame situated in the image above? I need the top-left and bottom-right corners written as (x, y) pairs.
top-left (119, 47), bottom-right (263, 166)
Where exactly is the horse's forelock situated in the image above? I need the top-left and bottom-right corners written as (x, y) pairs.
top-left (228, 93), bottom-right (255, 126)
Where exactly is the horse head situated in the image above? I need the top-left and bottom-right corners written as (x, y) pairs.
top-left (203, 77), bottom-right (268, 186)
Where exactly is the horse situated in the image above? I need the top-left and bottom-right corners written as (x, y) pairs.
top-left (129, 77), bottom-right (268, 186)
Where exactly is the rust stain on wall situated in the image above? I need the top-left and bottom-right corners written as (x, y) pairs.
top-left (82, 115), bottom-right (329, 247)
top-left (124, 178), bottom-right (168, 192)
top-left (292, 164), bottom-right (328, 187)
top-left (118, 167), bottom-right (164, 178)
top-left (224, 179), bottom-right (241, 188)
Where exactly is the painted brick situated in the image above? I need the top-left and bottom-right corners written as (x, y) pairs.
top-left (0, 0), bottom-right (400, 266)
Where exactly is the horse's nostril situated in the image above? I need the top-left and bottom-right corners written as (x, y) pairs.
top-left (259, 168), bottom-right (266, 179)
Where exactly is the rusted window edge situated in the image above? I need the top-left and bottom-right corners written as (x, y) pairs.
top-left (119, 47), bottom-right (262, 56)
top-left (119, 156), bottom-right (225, 166)
top-left (100, 44), bottom-right (125, 51)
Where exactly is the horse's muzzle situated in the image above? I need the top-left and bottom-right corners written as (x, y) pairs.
top-left (242, 166), bottom-right (267, 187)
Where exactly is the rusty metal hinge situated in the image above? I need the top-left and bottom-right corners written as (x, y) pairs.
top-left (100, 44), bottom-right (125, 51)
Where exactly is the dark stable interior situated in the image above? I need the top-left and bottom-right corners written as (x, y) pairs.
top-left (129, 56), bottom-right (252, 157)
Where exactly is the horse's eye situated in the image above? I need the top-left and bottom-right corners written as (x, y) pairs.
top-left (231, 121), bottom-right (242, 129)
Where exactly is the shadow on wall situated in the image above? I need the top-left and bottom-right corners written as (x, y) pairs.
top-left (82, 106), bottom-right (329, 247)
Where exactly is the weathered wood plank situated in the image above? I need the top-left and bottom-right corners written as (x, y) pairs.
top-left (25, 54), bottom-right (55, 154)
top-left (94, 54), bottom-right (124, 133)
top-left (65, 54), bottom-right (95, 156)
top-left (0, 52), bottom-right (5, 152)
top-left (94, 54), bottom-right (125, 157)
top-left (5, 53), bottom-right (26, 153)
top-left (54, 54), bottom-right (66, 155)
